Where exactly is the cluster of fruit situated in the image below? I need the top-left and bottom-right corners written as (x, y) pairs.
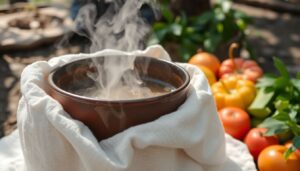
top-left (188, 43), bottom-right (300, 171)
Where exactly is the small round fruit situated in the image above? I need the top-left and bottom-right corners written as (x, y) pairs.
top-left (218, 107), bottom-right (250, 140)
top-left (188, 50), bottom-right (221, 75)
top-left (198, 66), bottom-right (216, 85)
top-left (258, 145), bottom-right (300, 171)
top-left (244, 128), bottom-right (279, 160)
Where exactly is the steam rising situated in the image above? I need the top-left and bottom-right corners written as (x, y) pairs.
top-left (75, 0), bottom-right (155, 52)
top-left (73, 0), bottom-right (168, 100)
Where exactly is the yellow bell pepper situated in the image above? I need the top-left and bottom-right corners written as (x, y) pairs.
top-left (212, 75), bottom-right (256, 110)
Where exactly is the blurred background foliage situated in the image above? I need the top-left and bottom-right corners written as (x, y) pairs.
top-left (0, 0), bottom-right (253, 62)
top-left (149, 0), bottom-right (253, 62)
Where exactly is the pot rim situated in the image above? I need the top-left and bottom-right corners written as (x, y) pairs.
top-left (47, 56), bottom-right (190, 104)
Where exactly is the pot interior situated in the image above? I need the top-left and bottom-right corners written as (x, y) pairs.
top-left (50, 56), bottom-right (188, 101)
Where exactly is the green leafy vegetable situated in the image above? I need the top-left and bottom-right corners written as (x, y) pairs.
top-left (248, 88), bottom-right (274, 118)
top-left (274, 57), bottom-right (290, 79)
top-left (293, 136), bottom-right (300, 148)
top-left (255, 58), bottom-right (300, 158)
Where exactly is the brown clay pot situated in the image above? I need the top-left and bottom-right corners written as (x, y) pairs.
top-left (47, 56), bottom-right (190, 141)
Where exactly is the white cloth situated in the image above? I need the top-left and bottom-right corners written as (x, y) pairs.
top-left (0, 45), bottom-right (256, 171)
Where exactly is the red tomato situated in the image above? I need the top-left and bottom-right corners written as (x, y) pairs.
top-left (258, 145), bottom-right (300, 171)
top-left (244, 128), bottom-right (279, 160)
top-left (285, 141), bottom-right (300, 158)
top-left (218, 107), bottom-right (250, 140)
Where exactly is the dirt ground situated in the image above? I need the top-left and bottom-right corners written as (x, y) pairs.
top-left (0, 3), bottom-right (300, 138)
top-left (234, 3), bottom-right (300, 76)
top-left (0, 38), bottom-right (84, 137)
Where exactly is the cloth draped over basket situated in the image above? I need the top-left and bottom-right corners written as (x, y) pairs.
top-left (0, 45), bottom-right (256, 171)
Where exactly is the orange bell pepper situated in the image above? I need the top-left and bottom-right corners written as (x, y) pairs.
top-left (212, 75), bottom-right (256, 110)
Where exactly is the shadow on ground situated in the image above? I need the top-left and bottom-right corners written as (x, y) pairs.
top-left (235, 3), bottom-right (300, 76)
top-left (0, 36), bottom-right (85, 138)
top-left (0, 56), bottom-right (18, 137)
top-left (249, 16), bottom-right (300, 75)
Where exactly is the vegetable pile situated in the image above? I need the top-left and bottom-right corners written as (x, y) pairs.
top-left (188, 43), bottom-right (300, 171)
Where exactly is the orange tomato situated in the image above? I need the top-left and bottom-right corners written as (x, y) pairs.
top-left (188, 50), bottom-right (220, 75)
top-left (258, 145), bottom-right (300, 171)
top-left (218, 107), bottom-right (250, 140)
top-left (244, 128), bottom-right (279, 160)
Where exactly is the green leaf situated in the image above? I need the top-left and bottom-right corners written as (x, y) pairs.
top-left (214, 7), bottom-right (225, 21)
top-left (152, 22), bottom-right (170, 42)
top-left (287, 121), bottom-right (300, 135)
top-left (217, 23), bottom-right (224, 33)
top-left (292, 79), bottom-right (300, 90)
top-left (152, 22), bottom-right (167, 30)
top-left (265, 87), bottom-right (275, 93)
top-left (273, 111), bottom-right (291, 122)
top-left (179, 12), bottom-right (188, 26)
top-left (276, 95), bottom-right (289, 101)
top-left (194, 12), bottom-right (213, 26)
top-left (274, 77), bottom-right (290, 89)
top-left (264, 126), bottom-right (289, 136)
top-left (248, 88), bottom-right (274, 118)
top-left (296, 72), bottom-right (300, 80)
top-left (273, 57), bottom-right (290, 79)
top-left (284, 147), bottom-right (295, 160)
top-left (259, 117), bottom-right (281, 128)
top-left (203, 34), bottom-right (222, 52)
top-left (256, 76), bottom-right (276, 88)
top-left (236, 19), bottom-right (246, 30)
top-left (293, 136), bottom-right (300, 148)
top-left (274, 100), bottom-right (290, 110)
top-left (170, 23), bottom-right (182, 36)
top-left (289, 110), bottom-right (297, 120)
top-left (184, 27), bottom-right (195, 34)
top-left (297, 72), bottom-right (300, 79)
top-left (179, 47), bottom-right (191, 62)
top-left (154, 28), bottom-right (169, 41)
top-left (277, 91), bottom-right (293, 101)
top-left (189, 34), bottom-right (203, 42)
top-left (259, 118), bottom-right (289, 136)
top-left (160, 5), bottom-right (173, 23)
